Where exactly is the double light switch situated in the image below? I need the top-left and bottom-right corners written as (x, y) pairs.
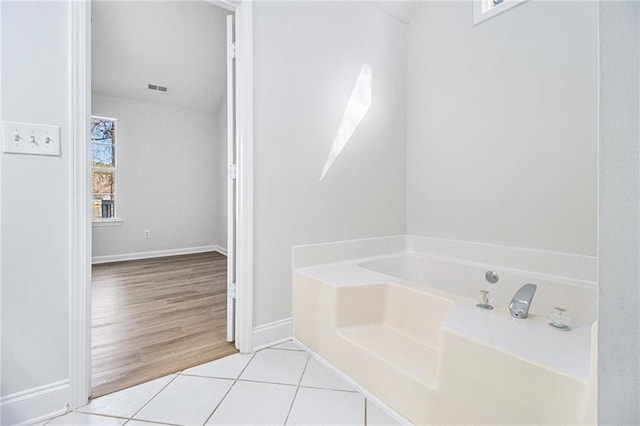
top-left (2, 121), bottom-right (61, 156)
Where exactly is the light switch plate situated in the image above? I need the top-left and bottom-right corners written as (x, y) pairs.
top-left (2, 121), bottom-right (61, 156)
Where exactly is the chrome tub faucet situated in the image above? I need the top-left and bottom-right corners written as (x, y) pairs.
top-left (509, 283), bottom-right (537, 319)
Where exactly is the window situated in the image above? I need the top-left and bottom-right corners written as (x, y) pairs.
top-left (473, 0), bottom-right (528, 24)
top-left (91, 116), bottom-right (117, 221)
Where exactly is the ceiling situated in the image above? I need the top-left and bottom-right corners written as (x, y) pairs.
top-left (91, 1), bottom-right (421, 114)
top-left (92, 1), bottom-right (229, 114)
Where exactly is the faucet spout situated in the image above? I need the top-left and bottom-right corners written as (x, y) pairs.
top-left (509, 283), bottom-right (537, 319)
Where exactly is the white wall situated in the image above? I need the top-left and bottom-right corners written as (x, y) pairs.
top-left (92, 94), bottom-right (221, 259)
top-left (3, 1), bottom-right (635, 423)
top-left (252, 1), bottom-right (407, 326)
top-left (406, 0), bottom-right (598, 256)
top-left (598, 1), bottom-right (640, 422)
top-left (1, 0), bottom-right (69, 413)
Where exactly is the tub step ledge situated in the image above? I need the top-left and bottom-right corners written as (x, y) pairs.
top-left (338, 323), bottom-right (439, 385)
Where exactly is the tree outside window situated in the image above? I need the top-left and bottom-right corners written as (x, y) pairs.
top-left (91, 116), bottom-right (117, 220)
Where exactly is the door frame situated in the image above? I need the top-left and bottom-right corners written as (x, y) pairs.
top-left (68, 0), bottom-right (254, 409)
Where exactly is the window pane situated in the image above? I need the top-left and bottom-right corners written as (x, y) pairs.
top-left (92, 199), bottom-right (101, 219)
top-left (91, 118), bottom-right (115, 144)
top-left (91, 117), bottom-right (117, 220)
top-left (92, 196), bottom-right (115, 219)
top-left (91, 117), bottom-right (116, 168)
top-left (93, 171), bottom-right (115, 196)
top-left (92, 143), bottom-right (115, 168)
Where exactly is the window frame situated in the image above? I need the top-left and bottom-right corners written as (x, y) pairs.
top-left (473, 0), bottom-right (528, 25)
top-left (91, 115), bottom-right (120, 224)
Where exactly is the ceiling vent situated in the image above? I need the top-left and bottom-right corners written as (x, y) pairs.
top-left (147, 84), bottom-right (168, 92)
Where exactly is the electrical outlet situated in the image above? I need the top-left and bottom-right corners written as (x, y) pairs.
top-left (144, 230), bottom-right (150, 239)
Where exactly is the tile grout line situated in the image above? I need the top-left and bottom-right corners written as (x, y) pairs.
top-left (124, 416), bottom-right (180, 426)
top-left (57, 344), bottom-right (377, 426)
top-left (87, 353), bottom-right (257, 426)
top-left (127, 374), bottom-right (181, 422)
top-left (235, 377), bottom-right (297, 387)
top-left (56, 410), bottom-right (144, 425)
top-left (180, 372), bottom-right (302, 389)
top-left (200, 380), bottom-right (236, 426)
top-left (201, 351), bottom-right (258, 425)
top-left (215, 376), bottom-right (357, 392)
top-left (297, 384), bottom-right (359, 394)
top-left (283, 353), bottom-right (311, 425)
top-left (72, 409), bottom-right (134, 423)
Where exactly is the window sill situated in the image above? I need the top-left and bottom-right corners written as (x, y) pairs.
top-left (92, 219), bottom-right (123, 227)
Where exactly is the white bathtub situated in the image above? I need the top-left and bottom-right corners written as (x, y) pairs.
top-left (358, 253), bottom-right (597, 326)
top-left (293, 236), bottom-right (598, 424)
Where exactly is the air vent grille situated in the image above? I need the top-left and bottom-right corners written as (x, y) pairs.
top-left (147, 84), bottom-right (168, 92)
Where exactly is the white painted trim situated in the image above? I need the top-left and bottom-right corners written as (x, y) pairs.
top-left (1, 380), bottom-right (69, 426)
top-left (68, 0), bottom-right (91, 411)
top-left (226, 13), bottom-right (237, 343)
top-left (234, 0), bottom-right (254, 354)
top-left (252, 318), bottom-right (293, 351)
top-left (92, 245), bottom-right (222, 264)
top-left (217, 245), bottom-right (229, 256)
top-left (0, 7), bottom-right (4, 419)
top-left (92, 219), bottom-right (123, 227)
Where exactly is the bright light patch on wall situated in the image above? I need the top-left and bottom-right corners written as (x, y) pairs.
top-left (320, 65), bottom-right (372, 181)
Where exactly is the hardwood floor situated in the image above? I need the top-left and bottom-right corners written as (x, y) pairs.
top-left (91, 252), bottom-right (237, 398)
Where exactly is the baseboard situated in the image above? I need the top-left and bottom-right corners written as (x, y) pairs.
top-left (1, 380), bottom-right (69, 426)
top-left (92, 245), bottom-right (226, 264)
top-left (252, 317), bottom-right (293, 351)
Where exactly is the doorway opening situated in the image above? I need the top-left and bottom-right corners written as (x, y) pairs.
top-left (89, 0), bottom-right (237, 397)
top-left (69, 0), bottom-right (253, 409)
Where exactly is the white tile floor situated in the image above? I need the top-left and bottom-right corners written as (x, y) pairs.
top-left (41, 340), bottom-right (406, 426)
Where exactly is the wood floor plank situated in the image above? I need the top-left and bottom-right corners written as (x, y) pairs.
top-left (91, 251), bottom-right (236, 398)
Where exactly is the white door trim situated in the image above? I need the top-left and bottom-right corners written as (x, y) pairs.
top-left (68, 0), bottom-right (92, 410)
top-left (68, 0), bottom-right (254, 409)
top-left (234, 0), bottom-right (254, 354)
top-left (225, 13), bottom-right (236, 343)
